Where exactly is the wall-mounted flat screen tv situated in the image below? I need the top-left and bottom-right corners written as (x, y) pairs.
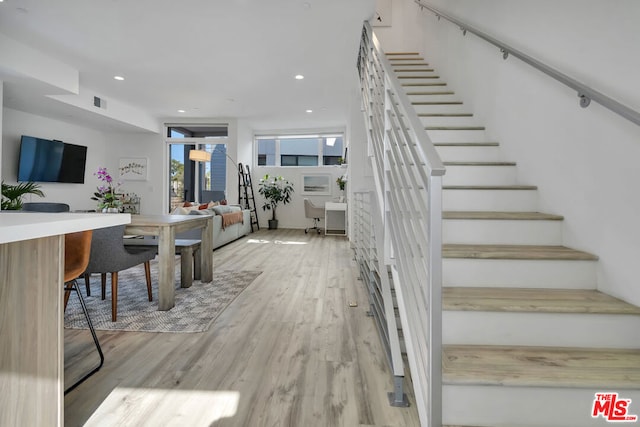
top-left (17, 135), bottom-right (87, 183)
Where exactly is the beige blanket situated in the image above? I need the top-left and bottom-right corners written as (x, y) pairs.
top-left (221, 211), bottom-right (244, 230)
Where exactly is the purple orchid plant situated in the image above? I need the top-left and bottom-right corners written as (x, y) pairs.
top-left (91, 167), bottom-right (123, 210)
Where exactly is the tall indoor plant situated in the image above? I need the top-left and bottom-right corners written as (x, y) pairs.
top-left (1, 181), bottom-right (45, 210)
top-left (258, 174), bottom-right (294, 229)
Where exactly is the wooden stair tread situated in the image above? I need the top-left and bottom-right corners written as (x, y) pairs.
top-left (427, 126), bottom-right (485, 130)
top-left (434, 142), bottom-right (499, 146)
top-left (443, 211), bottom-right (564, 220)
top-left (412, 101), bottom-right (462, 105)
top-left (394, 68), bottom-right (435, 72)
top-left (444, 161), bottom-right (516, 166)
top-left (399, 75), bottom-right (440, 79)
top-left (443, 287), bottom-right (640, 314)
top-left (443, 345), bottom-right (640, 388)
top-left (386, 52), bottom-right (421, 55)
top-left (402, 83), bottom-right (447, 87)
top-left (407, 91), bottom-right (454, 95)
top-left (443, 185), bottom-right (537, 190)
top-left (389, 60), bottom-right (427, 63)
top-left (443, 244), bottom-right (598, 260)
top-left (419, 113), bottom-right (472, 117)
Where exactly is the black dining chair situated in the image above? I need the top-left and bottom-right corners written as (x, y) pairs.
top-left (82, 225), bottom-right (156, 322)
top-left (22, 202), bottom-right (70, 212)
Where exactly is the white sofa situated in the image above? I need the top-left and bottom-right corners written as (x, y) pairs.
top-left (173, 204), bottom-right (251, 249)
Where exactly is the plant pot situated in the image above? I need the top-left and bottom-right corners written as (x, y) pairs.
top-left (268, 219), bottom-right (278, 229)
top-left (102, 207), bottom-right (119, 213)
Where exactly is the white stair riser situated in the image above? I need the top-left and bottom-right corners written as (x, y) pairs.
top-left (443, 189), bottom-right (538, 211)
top-left (443, 311), bottom-right (640, 348)
top-left (398, 77), bottom-right (446, 85)
top-left (407, 94), bottom-right (461, 103)
top-left (443, 219), bottom-right (563, 245)
top-left (394, 71), bottom-right (438, 78)
top-left (427, 129), bottom-right (488, 143)
top-left (443, 258), bottom-right (598, 289)
top-left (435, 145), bottom-right (504, 162)
top-left (443, 385), bottom-right (640, 427)
top-left (419, 116), bottom-right (479, 127)
top-left (412, 103), bottom-right (468, 115)
top-left (443, 165), bottom-right (518, 186)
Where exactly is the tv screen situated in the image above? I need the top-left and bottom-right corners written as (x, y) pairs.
top-left (17, 135), bottom-right (87, 183)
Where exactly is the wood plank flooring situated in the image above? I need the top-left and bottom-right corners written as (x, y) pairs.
top-left (64, 229), bottom-right (420, 427)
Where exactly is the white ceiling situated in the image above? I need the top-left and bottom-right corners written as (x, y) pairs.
top-left (0, 0), bottom-right (375, 132)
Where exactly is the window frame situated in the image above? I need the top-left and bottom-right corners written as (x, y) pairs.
top-left (254, 132), bottom-right (345, 168)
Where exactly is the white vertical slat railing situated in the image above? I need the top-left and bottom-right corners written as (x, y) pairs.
top-left (356, 22), bottom-right (446, 427)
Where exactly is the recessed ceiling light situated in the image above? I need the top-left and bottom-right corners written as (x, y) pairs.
top-left (306, 109), bottom-right (313, 113)
top-left (113, 75), bottom-right (124, 81)
top-left (295, 74), bottom-right (304, 80)
top-left (177, 109), bottom-right (186, 113)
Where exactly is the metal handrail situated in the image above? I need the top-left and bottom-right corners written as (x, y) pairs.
top-left (357, 21), bottom-right (444, 427)
top-left (415, 0), bottom-right (640, 127)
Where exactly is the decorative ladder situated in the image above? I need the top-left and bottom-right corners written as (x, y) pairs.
top-left (238, 163), bottom-right (259, 232)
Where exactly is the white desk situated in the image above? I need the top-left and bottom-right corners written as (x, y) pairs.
top-left (325, 202), bottom-right (347, 236)
top-left (0, 212), bottom-right (130, 426)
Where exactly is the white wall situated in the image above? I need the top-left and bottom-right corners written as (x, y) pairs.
top-left (376, 0), bottom-right (640, 305)
top-left (2, 108), bottom-right (108, 210)
top-left (107, 132), bottom-right (164, 214)
top-left (1, 108), bottom-right (164, 213)
top-left (253, 165), bottom-right (347, 230)
top-left (0, 82), bottom-right (3, 184)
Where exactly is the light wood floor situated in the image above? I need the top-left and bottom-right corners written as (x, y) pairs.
top-left (64, 229), bottom-right (420, 427)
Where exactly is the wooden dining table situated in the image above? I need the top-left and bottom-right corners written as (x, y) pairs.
top-left (125, 214), bottom-right (213, 310)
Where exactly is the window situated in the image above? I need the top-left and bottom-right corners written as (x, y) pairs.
top-left (166, 124), bottom-right (228, 211)
top-left (257, 139), bottom-right (276, 166)
top-left (255, 133), bottom-right (344, 167)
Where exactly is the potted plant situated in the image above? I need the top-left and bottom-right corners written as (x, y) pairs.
top-left (258, 174), bottom-right (294, 229)
top-left (90, 167), bottom-right (123, 212)
top-left (336, 174), bottom-right (347, 202)
top-left (1, 181), bottom-right (45, 210)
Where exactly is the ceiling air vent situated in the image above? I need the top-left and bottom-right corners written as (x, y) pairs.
top-left (93, 96), bottom-right (107, 109)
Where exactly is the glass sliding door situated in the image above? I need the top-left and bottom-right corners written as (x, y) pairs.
top-left (166, 124), bottom-right (228, 212)
top-left (169, 143), bottom-right (227, 210)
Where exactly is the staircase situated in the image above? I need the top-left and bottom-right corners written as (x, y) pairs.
top-left (387, 52), bottom-right (640, 427)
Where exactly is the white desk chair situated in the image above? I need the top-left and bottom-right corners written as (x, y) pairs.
top-left (303, 198), bottom-right (324, 234)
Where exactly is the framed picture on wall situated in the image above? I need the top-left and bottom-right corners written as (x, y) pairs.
top-left (119, 157), bottom-right (148, 181)
top-left (301, 174), bottom-right (331, 195)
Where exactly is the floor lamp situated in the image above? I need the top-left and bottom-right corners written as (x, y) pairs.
top-left (189, 149), bottom-right (211, 203)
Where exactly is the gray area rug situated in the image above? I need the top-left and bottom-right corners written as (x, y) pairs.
top-left (65, 258), bottom-right (261, 333)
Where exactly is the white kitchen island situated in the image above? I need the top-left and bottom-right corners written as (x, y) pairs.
top-left (0, 212), bottom-right (130, 427)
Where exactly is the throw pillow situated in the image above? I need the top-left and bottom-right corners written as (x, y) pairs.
top-left (171, 206), bottom-right (190, 215)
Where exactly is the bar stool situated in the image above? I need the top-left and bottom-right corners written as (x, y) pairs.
top-left (63, 230), bottom-right (104, 394)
